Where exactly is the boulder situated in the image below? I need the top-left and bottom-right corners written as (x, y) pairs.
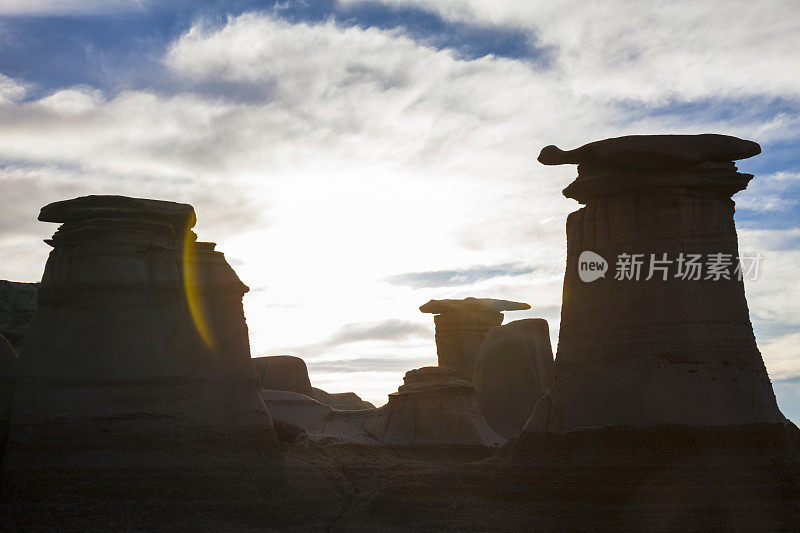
top-left (420, 297), bottom-right (530, 382)
top-left (252, 355), bottom-right (313, 397)
top-left (473, 319), bottom-right (554, 438)
top-left (366, 366), bottom-right (505, 446)
top-left (0, 280), bottom-right (38, 354)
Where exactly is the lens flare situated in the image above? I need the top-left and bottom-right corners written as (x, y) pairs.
top-left (183, 227), bottom-right (216, 351)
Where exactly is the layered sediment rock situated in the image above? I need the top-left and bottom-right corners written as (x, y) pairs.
top-left (473, 319), bottom-right (553, 437)
top-left (261, 389), bottom-right (380, 445)
top-left (367, 366), bottom-right (504, 446)
top-left (527, 134), bottom-right (785, 431)
top-left (510, 134), bottom-right (799, 527)
top-left (252, 355), bottom-right (313, 397)
top-left (0, 281), bottom-right (38, 355)
top-left (5, 195), bottom-right (276, 452)
top-left (310, 387), bottom-right (376, 410)
top-left (420, 297), bottom-right (529, 382)
top-left (1, 196), bottom-right (364, 529)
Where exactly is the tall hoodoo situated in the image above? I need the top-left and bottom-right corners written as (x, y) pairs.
top-left (420, 297), bottom-right (529, 382)
top-left (5, 195), bottom-right (275, 449)
top-left (528, 134), bottom-right (785, 431)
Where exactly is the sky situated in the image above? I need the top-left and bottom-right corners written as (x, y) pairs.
top-left (0, 0), bottom-right (798, 417)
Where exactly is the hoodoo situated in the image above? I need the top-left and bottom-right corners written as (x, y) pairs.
top-left (368, 366), bottom-right (504, 446)
top-left (5, 195), bottom-right (276, 457)
top-left (527, 134), bottom-right (785, 431)
top-left (0, 196), bottom-right (359, 528)
top-left (420, 297), bottom-right (529, 382)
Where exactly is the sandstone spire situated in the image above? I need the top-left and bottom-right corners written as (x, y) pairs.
top-left (420, 297), bottom-right (529, 382)
top-left (527, 134), bottom-right (785, 431)
top-left (5, 195), bottom-right (276, 453)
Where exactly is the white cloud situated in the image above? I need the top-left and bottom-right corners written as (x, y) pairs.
top-left (760, 332), bottom-right (800, 381)
top-left (1, 9), bottom-right (799, 404)
top-left (0, 0), bottom-right (148, 16)
top-left (344, 0), bottom-right (800, 102)
top-left (736, 171), bottom-right (800, 212)
top-left (0, 74), bottom-right (25, 104)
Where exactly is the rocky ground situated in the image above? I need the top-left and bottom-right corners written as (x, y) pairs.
top-left (2, 423), bottom-right (798, 531)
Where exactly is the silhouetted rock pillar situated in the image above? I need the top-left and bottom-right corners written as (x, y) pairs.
top-left (474, 318), bottom-right (553, 438)
top-left (5, 195), bottom-right (276, 451)
top-left (528, 134), bottom-right (785, 431)
top-left (420, 297), bottom-right (529, 382)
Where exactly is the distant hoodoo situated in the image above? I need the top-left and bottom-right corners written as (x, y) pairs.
top-left (527, 134), bottom-right (785, 431)
top-left (420, 297), bottom-right (530, 382)
top-left (367, 366), bottom-right (504, 446)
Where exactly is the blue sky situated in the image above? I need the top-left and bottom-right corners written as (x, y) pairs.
top-left (0, 0), bottom-right (798, 417)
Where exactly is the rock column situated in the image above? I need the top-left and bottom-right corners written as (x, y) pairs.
top-left (5, 195), bottom-right (276, 449)
top-left (420, 297), bottom-right (529, 382)
top-left (527, 134), bottom-right (785, 431)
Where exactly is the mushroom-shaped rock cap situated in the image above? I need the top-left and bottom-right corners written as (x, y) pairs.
top-left (538, 134), bottom-right (760, 170)
top-left (39, 195), bottom-right (196, 229)
top-left (420, 297), bottom-right (530, 315)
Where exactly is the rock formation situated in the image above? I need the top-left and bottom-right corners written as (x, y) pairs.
top-left (0, 333), bottom-right (17, 465)
top-left (310, 387), bottom-right (376, 410)
top-left (366, 366), bottom-right (504, 446)
top-left (261, 389), bottom-right (380, 445)
top-left (473, 318), bottom-right (554, 438)
top-left (251, 354), bottom-right (375, 409)
top-left (5, 195), bottom-right (276, 460)
top-left (252, 355), bottom-right (313, 397)
top-left (527, 134), bottom-right (785, 431)
top-left (0, 281), bottom-right (38, 355)
top-left (0, 196), bottom-right (365, 530)
top-left (420, 297), bottom-right (530, 382)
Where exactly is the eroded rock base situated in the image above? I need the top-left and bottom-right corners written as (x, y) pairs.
top-left (3, 423), bottom-right (796, 530)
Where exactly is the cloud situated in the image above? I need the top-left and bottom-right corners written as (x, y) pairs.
top-left (0, 1), bottom-right (149, 16)
top-left (307, 354), bottom-right (426, 373)
top-left (270, 319), bottom-right (433, 357)
top-left (328, 319), bottom-right (432, 344)
top-left (347, 0), bottom-right (800, 102)
top-left (760, 332), bottom-right (800, 381)
top-left (736, 171), bottom-right (800, 215)
top-left (1, 7), bottom-right (799, 407)
top-left (0, 74), bottom-right (25, 104)
top-left (383, 262), bottom-right (535, 288)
